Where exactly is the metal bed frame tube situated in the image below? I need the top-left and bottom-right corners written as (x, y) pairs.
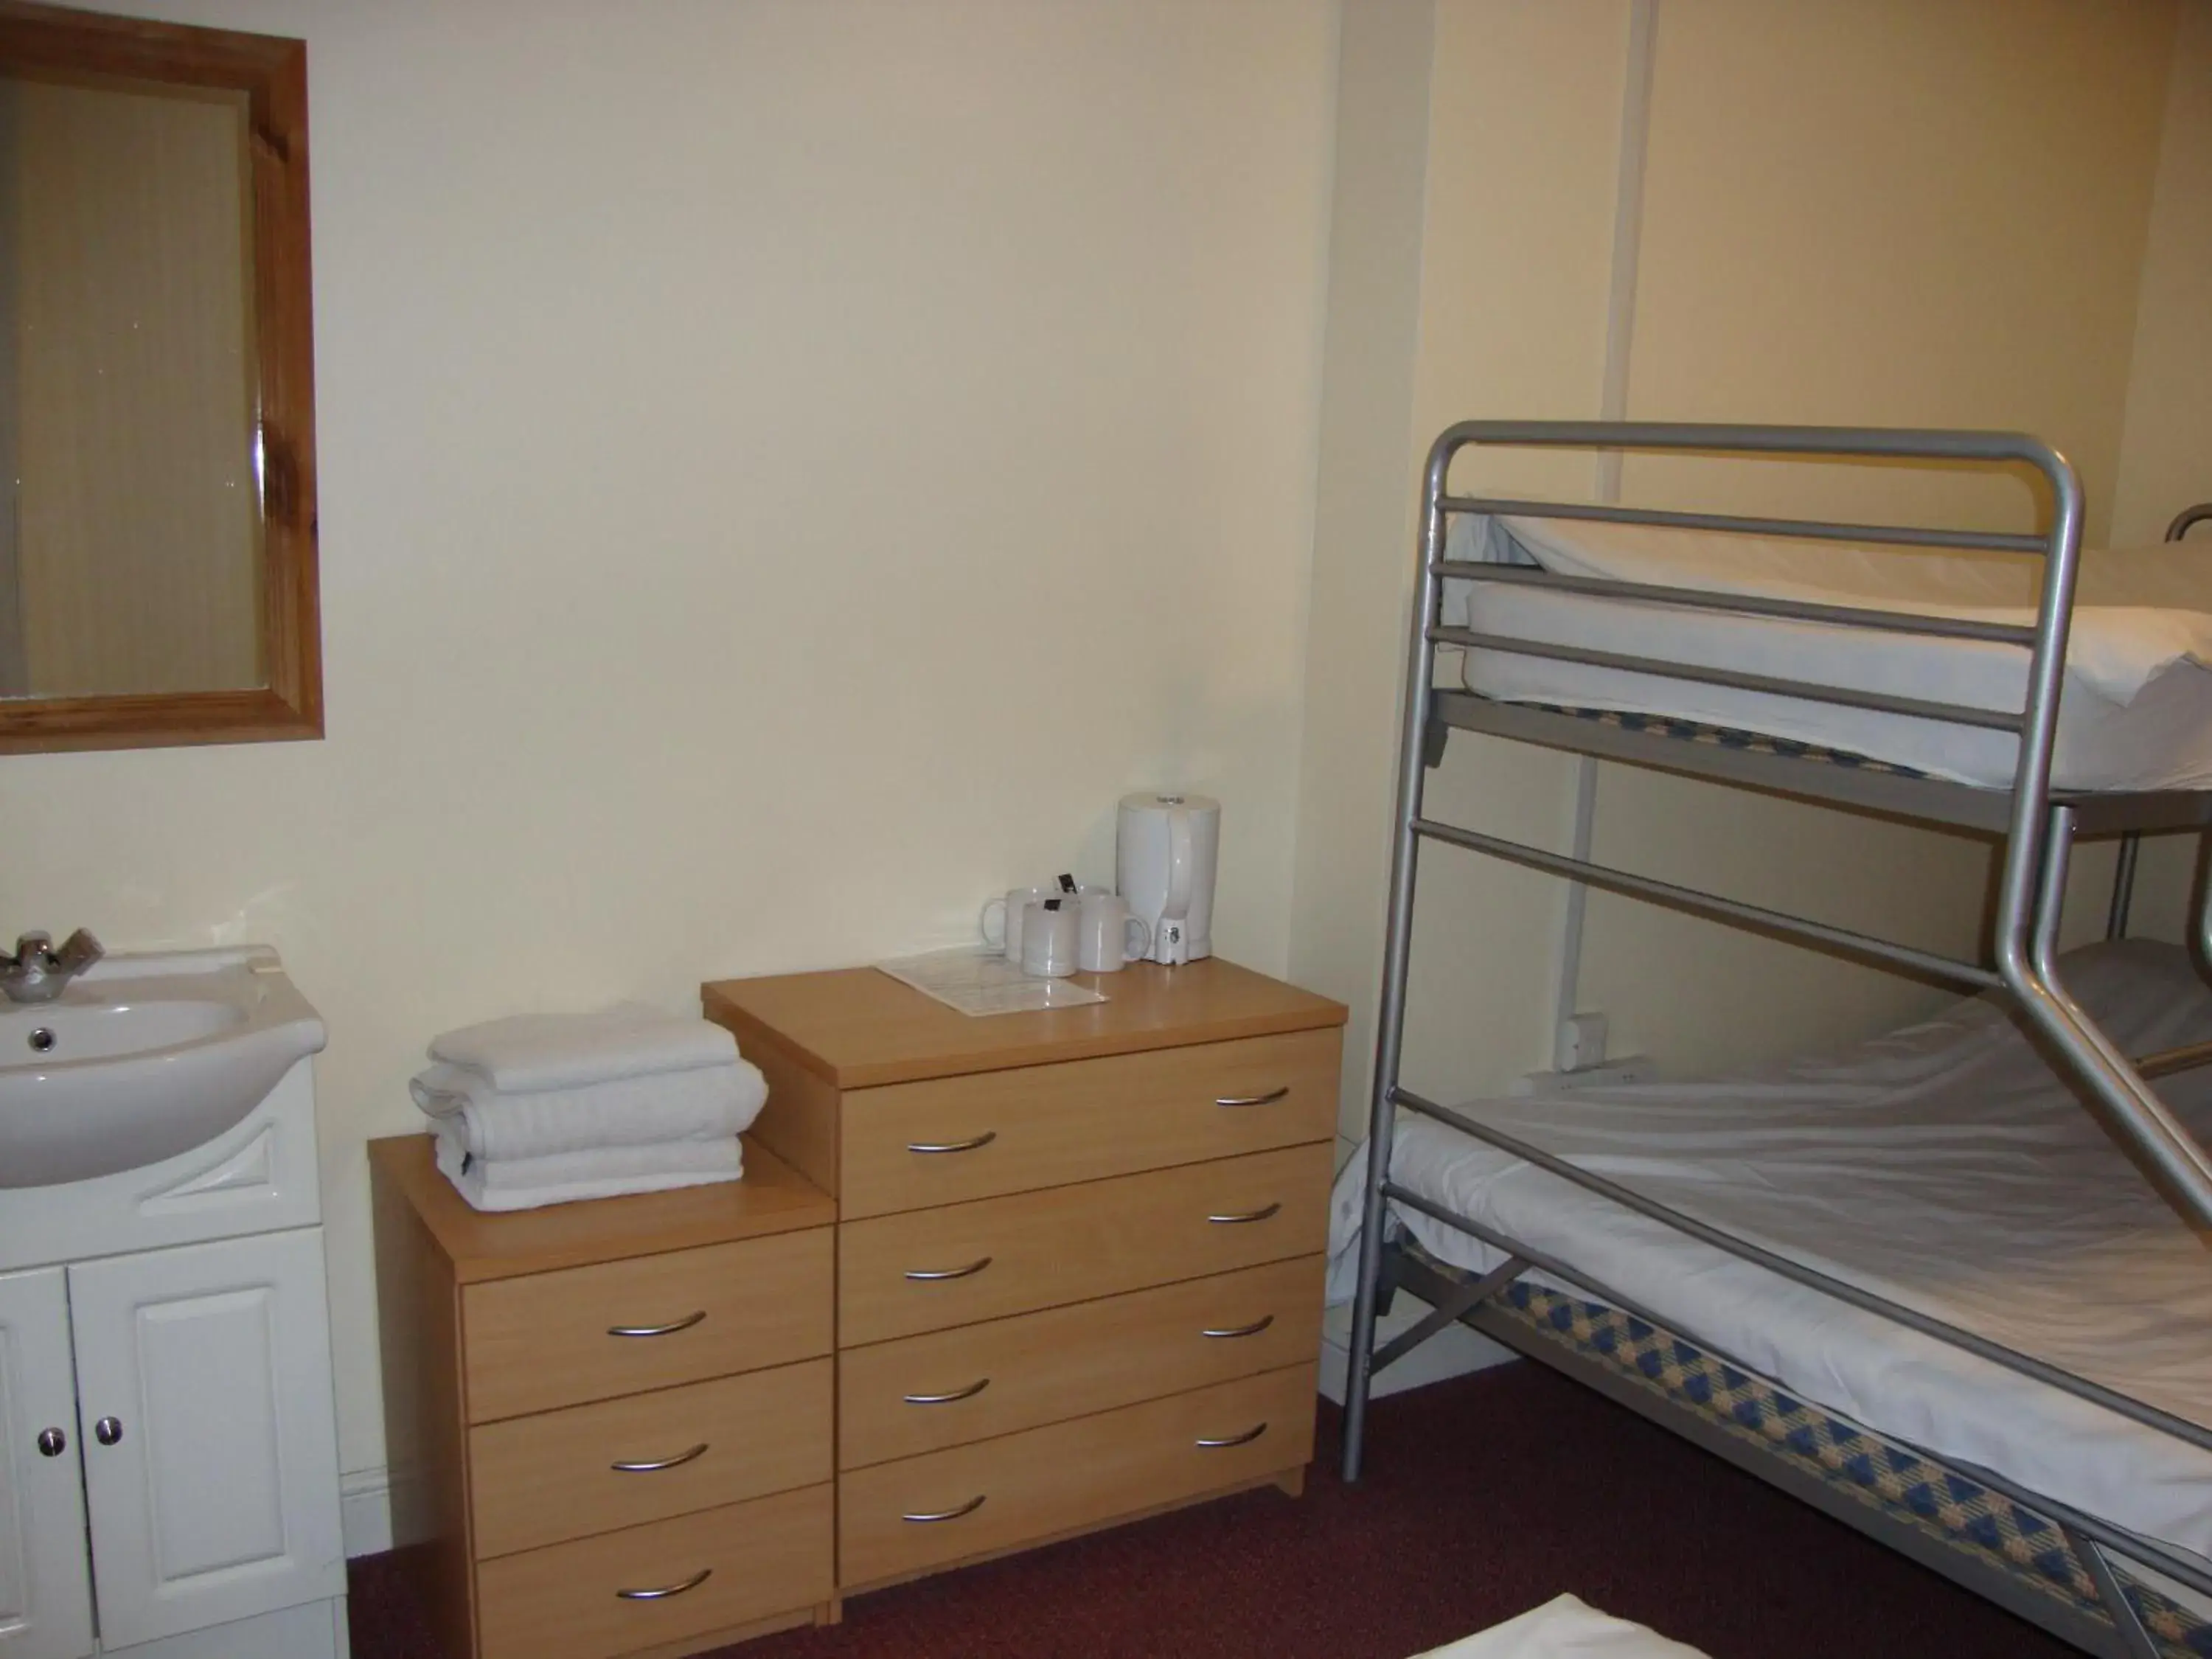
top-left (1436, 560), bottom-right (2039, 644)
top-left (1429, 625), bottom-right (2025, 732)
top-left (1339, 430), bottom-right (1453, 1483)
top-left (1345, 421), bottom-right (2212, 1495)
top-left (1436, 491), bottom-right (2049, 554)
top-left (2109, 833), bottom-right (2140, 939)
top-left (1409, 814), bottom-right (1999, 992)
top-left (1978, 477), bottom-right (2212, 1228)
top-left (2028, 806), bottom-right (2212, 1219)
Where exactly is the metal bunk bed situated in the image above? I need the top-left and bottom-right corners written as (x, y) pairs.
top-left (1338, 420), bottom-right (2212, 1659)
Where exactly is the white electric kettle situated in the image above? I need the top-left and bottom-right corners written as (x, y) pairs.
top-left (1116, 793), bottom-right (1220, 965)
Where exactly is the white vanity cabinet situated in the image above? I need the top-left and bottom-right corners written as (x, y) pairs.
top-left (72, 1230), bottom-right (344, 1651)
top-left (0, 1234), bottom-right (343, 1659)
top-left (0, 948), bottom-right (347, 1659)
top-left (0, 1268), bottom-right (94, 1659)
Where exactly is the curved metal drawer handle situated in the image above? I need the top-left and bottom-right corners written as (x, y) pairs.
top-left (1206, 1202), bottom-right (1281, 1225)
top-left (1201, 1314), bottom-right (1276, 1340)
top-left (611, 1441), bottom-right (710, 1474)
top-left (616, 1565), bottom-right (712, 1601)
top-left (903, 1377), bottom-right (991, 1405)
top-left (905, 1256), bottom-right (992, 1281)
top-left (1196, 1421), bottom-right (1268, 1450)
top-left (907, 1131), bottom-right (998, 1155)
top-left (903, 1494), bottom-right (987, 1523)
top-left (606, 1310), bottom-right (706, 1338)
top-left (1215, 1085), bottom-right (1290, 1107)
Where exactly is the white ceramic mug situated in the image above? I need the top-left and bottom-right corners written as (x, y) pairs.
top-left (1077, 892), bottom-right (1152, 973)
top-left (1020, 897), bottom-right (1082, 978)
top-left (981, 886), bottom-right (1059, 961)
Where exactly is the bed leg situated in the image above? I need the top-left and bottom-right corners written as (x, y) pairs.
top-left (2066, 1526), bottom-right (2160, 1659)
top-left (2107, 832), bottom-right (2139, 941)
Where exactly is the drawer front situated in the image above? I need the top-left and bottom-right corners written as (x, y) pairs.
top-left (838, 1142), bottom-right (1332, 1346)
top-left (471, 1359), bottom-right (832, 1558)
top-left (841, 1257), bottom-right (1323, 1469)
top-left (464, 1229), bottom-right (832, 1422)
top-left (839, 1362), bottom-right (1315, 1588)
top-left (841, 1028), bottom-right (1340, 1218)
top-left (476, 1484), bottom-right (832, 1659)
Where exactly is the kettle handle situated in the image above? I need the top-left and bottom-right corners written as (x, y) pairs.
top-left (1163, 805), bottom-right (1193, 924)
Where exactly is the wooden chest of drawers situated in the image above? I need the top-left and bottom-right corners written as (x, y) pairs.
top-left (369, 1135), bottom-right (839, 1659)
top-left (703, 957), bottom-right (1346, 1596)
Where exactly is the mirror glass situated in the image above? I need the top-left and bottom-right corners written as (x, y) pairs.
top-left (0, 3), bottom-right (318, 754)
top-left (0, 72), bottom-right (263, 698)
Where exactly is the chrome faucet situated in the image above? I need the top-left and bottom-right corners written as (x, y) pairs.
top-left (1, 930), bottom-right (104, 1004)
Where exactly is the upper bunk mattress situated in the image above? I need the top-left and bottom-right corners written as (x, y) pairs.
top-left (1326, 940), bottom-right (2212, 1564)
top-left (1441, 514), bottom-right (2212, 791)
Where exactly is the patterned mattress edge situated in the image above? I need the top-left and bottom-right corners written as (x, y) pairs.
top-left (1520, 700), bottom-right (1931, 777)
top-left (1403, 1239), bottom-right (2211, 1658)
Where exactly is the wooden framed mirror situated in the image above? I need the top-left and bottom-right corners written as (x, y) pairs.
top-left (0, 1), bottom-right (319, 753)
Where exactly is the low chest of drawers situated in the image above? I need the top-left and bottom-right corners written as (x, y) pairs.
top-left (368, 1135), bottom-right (839, 1659)
top-left (702, 957), bottom-right (1347, 1595)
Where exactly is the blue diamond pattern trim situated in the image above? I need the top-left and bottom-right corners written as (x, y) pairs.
top-left (1461, 1267), bottom-right (2208, 1657)
top-left (1524, 702), bottom-right (1930, 777)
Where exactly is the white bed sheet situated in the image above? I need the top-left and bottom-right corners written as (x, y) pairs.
top-left (1441, 514), bottom-right (2212, 790)
top-left (1411, 1596), bottom-right (1710, 1659)
top-left (1327, 941), bottom-right (2212, 1564)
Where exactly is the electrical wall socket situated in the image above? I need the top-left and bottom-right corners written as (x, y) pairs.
top-left (1555, 1011), bottom-right (1609, 1074)
top-left (1509, 1054), bottom-right (1657, 1097)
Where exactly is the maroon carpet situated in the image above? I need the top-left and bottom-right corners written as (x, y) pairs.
top-left (348, 1360), bottom-right (2077, 1658)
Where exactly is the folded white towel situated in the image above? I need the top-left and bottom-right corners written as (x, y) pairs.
top-left (429, 1004), bottom-right (739, 1093)
top-left (434, 1124), bottom-right (742, 1189)
top-left (433, 1128), bottom-right (744, 1214)
top-left (410, 1058), bottom-right (765, 1161)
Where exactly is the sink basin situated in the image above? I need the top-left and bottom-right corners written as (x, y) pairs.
top-left (0, 947), bottom-right (326, 1189)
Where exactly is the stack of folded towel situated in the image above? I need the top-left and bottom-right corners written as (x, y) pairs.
top-left (410, 1004), bottom-right (767, 1212)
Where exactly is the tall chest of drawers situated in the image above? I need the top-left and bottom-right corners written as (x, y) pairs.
top-left (702, 958), bottom-right (1347, 1594)
top-left (369, 1136), bottom-right (840, 1659)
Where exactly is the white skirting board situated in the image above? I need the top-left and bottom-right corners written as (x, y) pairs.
top-left (1318, 1291), bottom-right (1517, 1405)
top-left (340, 1468), bottom-right (393, 1559)
top-left (108, 1598), bottom-right (349, 1659)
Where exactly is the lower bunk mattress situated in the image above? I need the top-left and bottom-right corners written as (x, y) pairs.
top-left (1328, 941), bottom-right (2212, 1601)
top-left (1441, 512), bottom-right (2212, 790)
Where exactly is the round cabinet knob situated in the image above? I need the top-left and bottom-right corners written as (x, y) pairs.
top-left (93, 1416), bottom-right (123, 1447)
top-left (35, 1427), bottom-right (66, 1458)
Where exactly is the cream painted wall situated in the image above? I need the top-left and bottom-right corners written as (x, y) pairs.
top-left (1290, 1), bottom-right (1634, 1141)
top-left (2115, 0), bottom-right (2212, 549)
top-left (0, 0), bottom-right (1339, 1481)
top-left (1580, 0), bottom-right (2180, 1073)
top-left (1623, 0), bottom-right (2174, 543)
top-left (1296, 0), bottom-right (2192, 1152)
top-left (1288, 0), bottom-right (1439, 1142)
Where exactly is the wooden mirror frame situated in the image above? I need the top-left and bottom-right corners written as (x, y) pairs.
top-left (0, 1), bottom-right (319, 754)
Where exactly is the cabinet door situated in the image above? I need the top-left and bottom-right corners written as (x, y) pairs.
top-left (0, 1268), bottom-right (93, 1659)
top-left (69, 1228), bottom-right (344, 1649)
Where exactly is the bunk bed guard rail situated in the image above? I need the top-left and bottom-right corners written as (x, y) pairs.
top-left (1363, 423), bottom-right (2212, 1248)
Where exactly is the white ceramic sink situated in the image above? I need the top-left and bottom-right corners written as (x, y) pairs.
top-left (0, 947), bottom-right (326, 1189)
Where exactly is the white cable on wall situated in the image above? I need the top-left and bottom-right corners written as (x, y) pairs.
top-left (1553, 0), bottom-right (1658, 1064)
